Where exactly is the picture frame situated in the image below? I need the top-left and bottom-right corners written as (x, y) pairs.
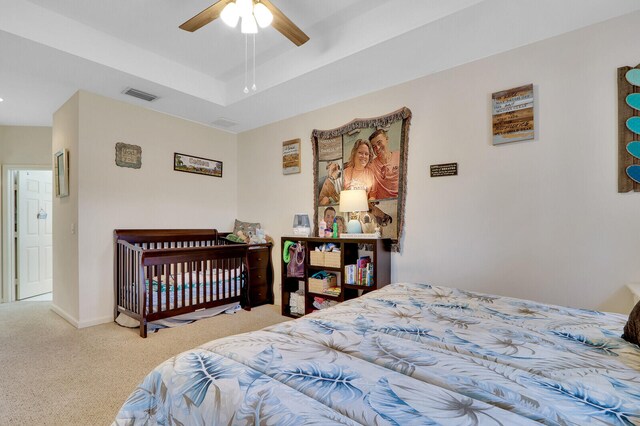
top-left (282, 139), bottom-right (301, 174)
top-left (54, 149), bottom-right (69, 198)
top-left (174, 152), bottom-right (223, 178)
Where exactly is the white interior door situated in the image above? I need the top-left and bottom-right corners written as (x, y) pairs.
top-left (17, 170), bottom-right (53, 300)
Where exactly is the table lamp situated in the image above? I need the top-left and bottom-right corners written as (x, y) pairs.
top-left (339, 189), bottom-right (369, 233)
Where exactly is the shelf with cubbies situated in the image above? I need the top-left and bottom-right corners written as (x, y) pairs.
top-left (280, 236), bottom-right (391, 318)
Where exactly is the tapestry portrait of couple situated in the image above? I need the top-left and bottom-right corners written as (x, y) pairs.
top-left (312, 107), bottom-right (411, 251)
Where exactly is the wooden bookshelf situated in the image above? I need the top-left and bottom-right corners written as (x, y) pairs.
top-left (280, 236), bottom-right (391, 318)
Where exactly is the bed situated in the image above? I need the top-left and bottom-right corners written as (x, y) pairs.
top-left (114, 229), bottom-right (250, 338)
top-left (114, 282), bottom-right (640, 424)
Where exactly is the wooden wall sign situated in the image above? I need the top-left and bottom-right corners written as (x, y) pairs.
top-left (618, 64), bottom-right (640, 192)
top-left (282, 139), bottom-right (301, 175)
top-left (430, 163), bottom-right (458, 177)
top-left (492, 84), bottom-right (534, 145)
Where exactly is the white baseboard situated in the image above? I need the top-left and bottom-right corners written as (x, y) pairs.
top-left (50, 304), bottom-right (112, 329)
top-left (77, 315), bottom-right (113, 329)
top-left (50, 303), bottom-right (79, 327)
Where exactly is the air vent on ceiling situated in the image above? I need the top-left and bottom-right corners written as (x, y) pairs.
top-left (212, 118), bottom-right (239, 128)
top-left (122, 88), bottom-right (158, 102)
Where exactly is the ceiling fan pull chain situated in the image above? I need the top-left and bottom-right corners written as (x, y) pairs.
top-left (244, 33), bottom-right (249, 94)
top-left (252, 34), bottom-right (257, 92)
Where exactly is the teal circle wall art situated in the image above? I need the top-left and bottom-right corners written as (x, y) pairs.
top-left (626, 116), bottom-right (640, 135)
top-left (627, 165), bottom-right (640, 183)
top-left (626, 69), bottom-right (640, 86)
top-left (627, 141), bottom-right (640, 160)
top-left (626, 93), bottom-right (640, 111)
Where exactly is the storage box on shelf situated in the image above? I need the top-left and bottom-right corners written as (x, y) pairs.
top-left (308, 272), bottom-right (337, 294)
top-left (280, 236), bottom-right (391, 318)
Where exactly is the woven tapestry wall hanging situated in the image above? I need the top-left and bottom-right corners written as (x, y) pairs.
top-left (312, 107), bottom-right (412, 251)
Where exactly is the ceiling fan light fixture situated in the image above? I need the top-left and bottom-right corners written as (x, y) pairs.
top-left (236, 0), bottom-right (253, 18)
top-left (220, 2), bottom-right (240, 27)
top-left (253, 3), bottom-right (273, 28)
top-left (241, 14), bottom-right (258, 34)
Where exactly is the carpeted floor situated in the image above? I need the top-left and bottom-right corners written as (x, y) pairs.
top-left (0, 301), bottom-right (288, 425)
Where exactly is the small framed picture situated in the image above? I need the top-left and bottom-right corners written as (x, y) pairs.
top-left (54, 149), bottom-right (69, 197)
top-left (283, 139), bottom-right (301, 174)
top-left (174, 153), bottom-right (223, 178)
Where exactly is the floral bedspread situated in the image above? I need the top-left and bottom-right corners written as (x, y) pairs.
top-left (114, 283), bottom-right (640, 425)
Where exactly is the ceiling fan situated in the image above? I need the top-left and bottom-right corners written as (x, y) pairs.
top-left (180, 0), bottom-right (309, 46)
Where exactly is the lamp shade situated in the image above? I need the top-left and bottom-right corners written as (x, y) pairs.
top-left (339, 189), bottom-right (369, 213)
top-left (253, 3), bottom-right (273, 28)
top-left (340, 189), bottom-right (369, 234)
top-left (220, 2), bottom-right (240, 27)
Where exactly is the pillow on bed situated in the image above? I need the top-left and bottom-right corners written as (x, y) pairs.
top-left (233, 219), bottom-right (261, 236)
top-left (622, 301), bottom-right (640, 345)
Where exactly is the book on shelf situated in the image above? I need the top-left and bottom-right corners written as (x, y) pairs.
top-left (345, 258), bottom-right (374, 286)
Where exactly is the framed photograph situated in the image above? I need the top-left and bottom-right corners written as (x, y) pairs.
top-left (282, 139), bottom-right (301, 174)
top-left (54, 149), bottom-right (69, 198)
top-left (174, 152), bottom-right (222, 178)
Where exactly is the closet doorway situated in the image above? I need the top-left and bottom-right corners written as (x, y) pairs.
top-left (2, 166), bottom-right (53, 303)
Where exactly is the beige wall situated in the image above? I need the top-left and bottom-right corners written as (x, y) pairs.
top-left (0, 125), bottom-right (52, 303)
top-left (54, 91), bottom-right (238, 327)
top-left (238, 11), bottom-right (640, 314)
top-left (0, 126), bottom-right (52, 165)
top-left (52, 93), bottom-right (79, 322)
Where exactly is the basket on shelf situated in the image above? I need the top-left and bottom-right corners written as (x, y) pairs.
top-left (324, 252), bottom-right (341, 268)
top-left (309, 251), bottom-right (324, 266)
top-left (308, 273), bottom-right (337, 294)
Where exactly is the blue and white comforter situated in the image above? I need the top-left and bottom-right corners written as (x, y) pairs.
top-left (114, 283), bottom-right (640, 425)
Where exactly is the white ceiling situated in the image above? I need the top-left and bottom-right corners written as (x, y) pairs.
top-left (1, 0), bottom-right (639, 133)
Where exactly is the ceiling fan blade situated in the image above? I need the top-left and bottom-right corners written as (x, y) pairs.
top-left (260, 0), bottom-right (309, 46)
top-left (180, 0), bottom-right (232, 32)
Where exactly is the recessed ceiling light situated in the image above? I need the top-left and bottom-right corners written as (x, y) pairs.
top-left (0, 98), bottom-right (4, 102)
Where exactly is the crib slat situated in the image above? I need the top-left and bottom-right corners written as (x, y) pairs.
top-left (181, 261), bottom-right (186, 308)
top-left (209, 259), bottom-right (214, 302)
top-left (188, 261), bottom-right (193, 306)
top-left (171, 263), bottom-right (177, 309)
top-left (195, 259), bottom-right (200, 306)
top-left (234, 256), bottom-right (239, 297)
top-left (133, 247), bottom-right (138, 313)
top-left (147, 265), bottom-right (153, 314)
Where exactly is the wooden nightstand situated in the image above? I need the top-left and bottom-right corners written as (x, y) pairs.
top-left (247, 244), bottom-right (274, 307)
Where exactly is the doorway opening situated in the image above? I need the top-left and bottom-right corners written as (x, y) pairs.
top-left (2, 166), bottom-right (53, 303)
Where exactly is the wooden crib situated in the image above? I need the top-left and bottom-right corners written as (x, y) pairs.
top-left (114, 229), bottom-right (250, 337)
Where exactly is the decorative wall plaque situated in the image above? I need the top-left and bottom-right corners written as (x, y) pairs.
top-left (430, 163), bottom-right (458, 177)
top-left (115, 142), bottom-right (142, 169)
